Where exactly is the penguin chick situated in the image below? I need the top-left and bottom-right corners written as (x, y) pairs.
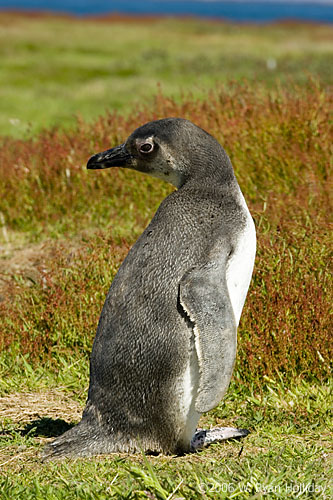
top-left (43, 118), bottom-right (256, 459)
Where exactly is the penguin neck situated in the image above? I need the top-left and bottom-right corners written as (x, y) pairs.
top-left (176, 155), bottom-right (237, 191)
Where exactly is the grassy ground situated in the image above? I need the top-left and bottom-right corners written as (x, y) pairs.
top-left (0, 377), bottom-right (331, 499)
top-left (0, 12), bottom-right (333, 137)
top-left (0, 13), bottom-right (332, 500)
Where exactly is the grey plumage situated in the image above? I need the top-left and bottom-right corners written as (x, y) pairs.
top-left (43, 118), bottom-right (255, 459)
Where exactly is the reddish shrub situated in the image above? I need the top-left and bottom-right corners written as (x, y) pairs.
top-left (0, 81), bottom-right (331, 385)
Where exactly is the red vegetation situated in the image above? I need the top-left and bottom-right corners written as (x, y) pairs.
top-left (0, 81), bottom-right (331, 385)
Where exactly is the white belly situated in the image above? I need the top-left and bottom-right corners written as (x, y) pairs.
top-left (226, 191), bottom-right (256, 326)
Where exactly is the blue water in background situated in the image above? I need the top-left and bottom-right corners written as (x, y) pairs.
top-left (0, 1), bottom-right (333, 23)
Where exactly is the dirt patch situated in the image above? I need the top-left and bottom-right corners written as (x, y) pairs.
top-left (0, 241), bottom-right (49, 291)
top-left (0, 235), bottom-right (81, 299)
top-left (0, 390), bottom-right (82, 425)
top-left (0, 390), bottom-right (84, 469)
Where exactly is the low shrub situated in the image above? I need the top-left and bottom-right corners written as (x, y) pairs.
top-left (0, 80), bottom-right (331, 385)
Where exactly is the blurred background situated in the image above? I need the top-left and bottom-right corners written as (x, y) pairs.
top-left (0, 1), bottom-right (332, 137)
top-left (1, 0), bottom-right (333, 21)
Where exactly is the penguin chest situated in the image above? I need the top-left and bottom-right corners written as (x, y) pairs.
top-left (226, 211), bottom-right (256, 326)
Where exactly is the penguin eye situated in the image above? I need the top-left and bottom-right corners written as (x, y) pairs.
top-left (139, 142), bottom-right (154, 154)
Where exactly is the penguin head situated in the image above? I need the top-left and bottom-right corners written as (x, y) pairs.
top-left (87, 118), bottom-right (234, 188)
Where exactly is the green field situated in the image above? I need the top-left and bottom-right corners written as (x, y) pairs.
top-left (0, 12), bottom-right (332, 500)
top-left (1, 13), bottom-right (333, 137)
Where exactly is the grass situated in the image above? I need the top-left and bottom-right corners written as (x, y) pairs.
top-left (0, 12), bottom-right (332, 500)
top-left (0, 12), bottom-right (333, 137)
top-left (1, 374), bottom-right (332, 499)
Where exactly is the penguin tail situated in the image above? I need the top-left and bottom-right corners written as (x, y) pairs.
top-left (42, 420), bottom-right (107, 460)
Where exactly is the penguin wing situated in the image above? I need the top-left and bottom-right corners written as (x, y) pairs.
top-left (179, 246), bottom-right (236, 413)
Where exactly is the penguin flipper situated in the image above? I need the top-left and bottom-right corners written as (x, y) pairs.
top-left (179, 249), bottom-right (237, 413)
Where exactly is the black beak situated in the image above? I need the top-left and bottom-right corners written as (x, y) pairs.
top-left (87, 143), bottom-right (132, 169)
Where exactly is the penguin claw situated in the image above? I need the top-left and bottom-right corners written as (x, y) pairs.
top-left (190, 426), bottom-right (249, 451)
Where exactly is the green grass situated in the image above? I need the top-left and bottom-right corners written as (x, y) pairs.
top-left (1, 365), bottom-right (332, 499)
top-left (0, 13), bottom-right (333, 137)
top-left (0, 13), bottom-right (332, 500)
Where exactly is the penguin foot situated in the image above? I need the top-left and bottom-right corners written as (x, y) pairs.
top-left (42, 420), bottom-right (108, 460)
top-left (190, 427), bottom-right (249, 452)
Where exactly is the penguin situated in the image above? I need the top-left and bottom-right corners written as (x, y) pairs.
top-left (43, 118), bottom-right (256, 459)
